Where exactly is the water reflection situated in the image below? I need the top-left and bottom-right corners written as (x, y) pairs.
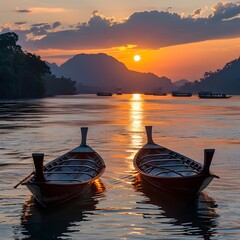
top-left (133, 174), bottom-right (219, 239)
top-left (18, 180), bottom-right (105, 240)
top-left (0, 100), bottom-right (44, 131)
top-left (127, 94), bottom-right (144, 162)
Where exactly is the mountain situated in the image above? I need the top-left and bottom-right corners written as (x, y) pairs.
top-left (174, 79), bottom-right (190, 87)
top-left (49, 53), bottom-right (176, 93)
top-left (180, 58), bottom-right (240, 94)
top-left (46, 62), bottom-right (60, 75)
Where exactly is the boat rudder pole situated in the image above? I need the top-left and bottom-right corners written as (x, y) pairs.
top-left (32, 153), bottom-right (45, 182)
top-left (80, 127), bottom-right (88, 147)
top-left (145, 126), bottom-right (155, 144)
top-left (201, 149), bottom-right (215, 175)
top-left (13, 171), bottom-right (34, 188)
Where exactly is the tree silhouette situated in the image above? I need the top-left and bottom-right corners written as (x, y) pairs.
top-left (0, 32), bottom-right (50, 99)
top-left (180, 58), bottom-right (240, 94)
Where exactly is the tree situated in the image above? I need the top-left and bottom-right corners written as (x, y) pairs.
top-left (0, 32), bottom-right (50, 99)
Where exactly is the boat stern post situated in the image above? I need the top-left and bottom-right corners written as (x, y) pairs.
top-left (201, 149), bottom-right (217, 176)
top-left (32, 153), bottom-right (46, 182)
top-left (145, 126), bottom-right (155, 144)
top-left (80, 127), bottom-right (88, 147)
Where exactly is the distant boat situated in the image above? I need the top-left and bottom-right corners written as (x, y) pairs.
top-left (96, 92), bottom-right (113, 96)
top-left (172, 91), bottom-right (192, 97)
top-left (144, 92), bottom-right (167, 96)
top-left (145, 87), bottom-right (167, 96)
top-left (153, 93), bottom-right (167, 96)
top-left (116, 88), bottom-right (123, 95)
top-left (198, 91), bottom-right (231, 99)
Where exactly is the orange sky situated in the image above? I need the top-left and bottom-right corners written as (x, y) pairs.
top-left (38, 37), bottom-right (240, 81)
top-left (3, 1), bottom-right (240, 82)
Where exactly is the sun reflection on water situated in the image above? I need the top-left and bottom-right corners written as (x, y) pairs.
top-left (127, 94), bottom-right (145, 162)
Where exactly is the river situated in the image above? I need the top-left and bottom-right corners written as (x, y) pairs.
top-left (0, 94), bottom-right (239, 239)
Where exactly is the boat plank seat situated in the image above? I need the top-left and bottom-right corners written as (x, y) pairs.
top-left (64, 158), bottom-right (100, 166)
top-left (142, 163), bottom-right (191, 169)
top-left (154, 170), bottom-right (198, 176)
top-left (144, 163), bottom-right (198, 176)
top-left (153, 168), bottom-right (184, 177)
top-left (140, 158), bottom-right (184, 167)
top-left (45, 164), bottom-right (98, 172)
top-left (45, 171), bottom-right (95, 177)
top-left (45, 179), bottom-right (83, 182)
top-left (141, 153), bottom-right (171, 159)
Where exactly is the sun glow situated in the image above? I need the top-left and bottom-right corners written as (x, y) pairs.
top-left (127, 94), bottom-right (144, 161)
top-left (134, 55), bottom-right (141, 62)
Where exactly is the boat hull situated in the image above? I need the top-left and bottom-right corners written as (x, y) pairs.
top-left (172, 92), bottom-right (192, 97)
top-left (96, 92), bottom-right (112, 96)
top-left (26, 181), bottom-right (93, 207)
top-left (199, 95), bottom-right (231, 99)
top-left (19, 127), bottom-right (106, 207)
top-left (140, 173), bottom-right (214, 195)
top-left (198, 91), bottom-right (231, 99)
top-left (133, 126), bottom-right (218, 196)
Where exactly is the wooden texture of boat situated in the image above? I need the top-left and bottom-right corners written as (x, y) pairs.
top-left (198, 91), bottom-right (231, 99)
top-left (96, 92), bottom-right (112, 96)
top-left (133, 126), bottom-right (219, 195)
top-left (15, 127), bottom-right (106, 207)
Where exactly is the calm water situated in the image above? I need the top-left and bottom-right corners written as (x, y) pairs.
top-left (0, 94), bottom-right (239, 240)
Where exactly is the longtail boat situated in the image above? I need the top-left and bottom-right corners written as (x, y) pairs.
top-left (198, 91), bottom-right (231, 99)
top-left (14, 127), bottom-right (106, 207)
top-left (133, 126), bottom-right (219, 195)
top-left (172, 91), bottom-right (192, 97)
top-left (96, 92), bottom-right (112, 96)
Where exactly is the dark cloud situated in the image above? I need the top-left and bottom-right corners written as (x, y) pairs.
top-left (15, 22), bottom-right (27, 25)
top-left (52, 21), bottom-right (61, 29)
top-left (7, 2), bottom-right (240, 50)
top-left (166, 7), bottom-right (173, 12)
top-left (16, 9), bottom-right (31, 13)
top-left (191, 8), bottom-right (202, 17)
top-left (28, 22), bottom-right (62, 36)
top-left (31, 23), bottom-right (48, 27)
top-left (210, 2), bottom-right (240, 21)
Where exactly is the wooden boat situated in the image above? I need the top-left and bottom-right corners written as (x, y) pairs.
top-left (96, 92), bottom-right (112, 96)
top-left (144, 87), bottom-right (167, 96)
top-left (144, 92), bottom-right (167, 96)
top-left (14, 127), bottom-right (106, 207)
top-left (198, 91), bottom-right (231, 99)
top-left (172, 91), bottom-right (192, 97)
top-left (116, 88), bottom-right (123, 95)
top-left (133, 126), bottom-right (219, 195)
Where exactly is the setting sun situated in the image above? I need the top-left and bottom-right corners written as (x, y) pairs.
top-left (134, 55), bottom-right (141, 62)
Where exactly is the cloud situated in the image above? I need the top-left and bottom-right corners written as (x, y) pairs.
top-left (15, 22), bottom-right (27, 25)
top-left (6, 2), bottom-right (240, 51)
top-left (166, 7), bottom-right (173, 12)
top-left (210, 2), bottom-right (240, 21)
top-left (191, 8), bottom-right (202, 17)
top-left (27, 22), bottom-right (62, 39)
top-left (14, 7), bottom-right (65, 14)
top-left (15, 9), bottom-right (31, 13)
top-left (31, 23), bottom-right (48, 27)
top-left (52, 22), bottom-right (61, 29)
top-left (29, 8), bottom-right (65, 13)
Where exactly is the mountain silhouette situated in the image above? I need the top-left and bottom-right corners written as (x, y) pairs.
top-left (49, 53), bottom-right (176, 93)
top-left (180, 58), bottom-right (240, 94)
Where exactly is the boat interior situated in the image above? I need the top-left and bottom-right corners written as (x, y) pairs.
top-left (31, 152), bottom-right (104, 183)
top-left (137, 148), bottom-right (203, 177)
